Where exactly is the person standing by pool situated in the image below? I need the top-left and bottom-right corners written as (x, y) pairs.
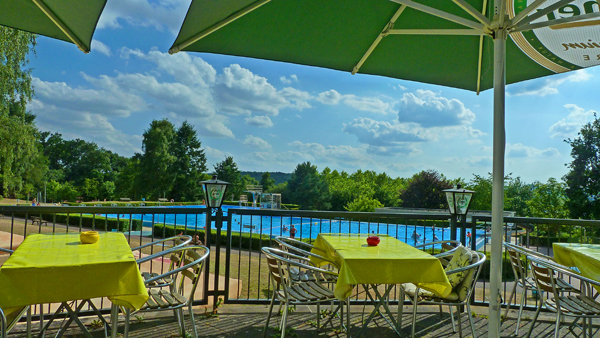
top-left (467, 231), bottom-right (472, 246)
top-left (290, 224), bottom-right (297, 239)
top-left (411, 230), bottom-right (420, 244)
top-left (433, 232), bottom-right (439, 241)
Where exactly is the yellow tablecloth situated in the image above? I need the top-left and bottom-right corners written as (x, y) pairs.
top-left (0, 233), bottom-right (148, 319)
top-left (312, 234), bottom-right (452, 300)
top-left (553, 243), bottom-right (600, 282)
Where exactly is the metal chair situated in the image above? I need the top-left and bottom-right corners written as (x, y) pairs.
top-left (124, 245), bottom-right (209, 338)
top-left (261, 247), bottom-right (348, 338)
top-left (503, 242), bottom-right (578, 335)
top-left (274, 236), bottom-right (339, 282)
top-left (401, 247), bottom-right (486, 338)
top-left (132, 235), bottom-right (192, 288)
top-left (526, 255), bottom-right (600, 338)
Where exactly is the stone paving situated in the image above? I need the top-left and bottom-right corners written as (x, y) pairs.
top-left (7, 303), bottom-right (594, 338)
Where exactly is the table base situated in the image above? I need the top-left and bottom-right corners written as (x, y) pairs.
top-left (38, 300), bottom-right (113, 338)
top-left (354, 284), bottom-right (401, 338)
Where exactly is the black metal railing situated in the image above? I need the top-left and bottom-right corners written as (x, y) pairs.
top-left (2, 204), bottom-right (600, 317)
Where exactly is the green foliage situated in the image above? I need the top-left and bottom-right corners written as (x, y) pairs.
top-left (260, 172), bottom-right (276, 192)
top-left (466, 173), bottom-right (534, 216)
top-left (399, 170), bottom-right (452, 209)
top-left (138, 119), bottom-right (177, 199)
top-left (344, 195), bottom-right (383, 212)
top-left (25, 213), bottom-right (143, 232)
top-left (564, 115), bottom-right (600, 219)
top-left (214, 156), bottom-right (243, 199)
top-left (171, 121), bottom-right (207, 202)
top-left (287, 162), bottom-right (330, 210)
top-left (528, 178), bottom-right (568, 219)
top-left (241, 171), bottom-right (291, 185)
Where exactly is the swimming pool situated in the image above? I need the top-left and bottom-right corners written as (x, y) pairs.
top-left (107, 205), bottom-right (486, 248)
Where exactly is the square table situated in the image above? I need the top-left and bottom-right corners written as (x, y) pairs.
top-left (0, 232), bottom-right (148, 338)
top-left (312, 234), bottom-right (451, 336)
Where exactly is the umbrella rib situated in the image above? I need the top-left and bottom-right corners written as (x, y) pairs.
top-left (169, 0), bottom-right (272, 54)
top-left (31, 0), bottom-right (88, 53)
top-left (512, 0), bottom-right (577, 28)
top-left (352, 6), bottom-right (407, 75)
top-left (510, 0), bottom-right (550, 26)
top-left (451, 0), bottom-right (492, 28)
top-left (476, 0), bottom-right (489, 95)
top-left (390, 0), bottom-right (485, 31)
top-left (513, 11), bottom-right (600, 32)
top-left (387, 29), bottom-right (484, 35)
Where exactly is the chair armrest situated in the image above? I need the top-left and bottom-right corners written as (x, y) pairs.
top-left (262, 247), bottom-right (339, 278)
top-left (131, 235), bottom-right (192, 252)
top-left (1, 307), bottom-right (7, 338)
top-left (144, 246), bottom-right (210, 285)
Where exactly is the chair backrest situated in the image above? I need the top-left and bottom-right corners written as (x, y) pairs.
top-left (175, 246), bottom-right (210, 301)
top-left (274, 236), bottom-right (338, 269)
top-left (503, 243), bottom-right (528, 286)
top-left (445, 249), bottom-right (486, 302)
top-left (415, 240), bottom-right (462, 267)
top-left (143, 245), bottom-right (209, 302)
top-left (261, 247), bottom-right (337, 299)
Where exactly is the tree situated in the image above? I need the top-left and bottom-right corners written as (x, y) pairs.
top-left (287, 162), bottom-right (330, 210)
top-left (260, 172), bottom-right (276, 192)
top-left (564, 116), bottom-right (600, 219)
top-left (138, 119), bottom-right (176, 199)
top-left (214, 156), bottom-right (243, 200)
top-left (399, 170), bottom-right (452, 209)
top-left (528, 178), bottom-right (569, 219)
top-left (0, 27), bottom-right (42, 198)
top-left (171, 121), bottom-right (207, 202)
top-left (345, 195), bottom-right (383, 212)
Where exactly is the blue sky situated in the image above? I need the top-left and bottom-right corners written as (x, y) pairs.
top-left (27, 0), bottom-right (599, 183)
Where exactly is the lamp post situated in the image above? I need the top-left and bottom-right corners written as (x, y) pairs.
top-left (201, 175), bottom-right (230, 309)
top-left (443, 185), bottom-right (475, 248)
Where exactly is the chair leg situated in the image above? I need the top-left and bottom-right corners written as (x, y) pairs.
top-left (188, 303), bottom-right (198, 338)
top-left (411, 292), bottom-right (418, 338)
top-left (449, 306), bottom-right (457, 333)
top-left (178, 308), bottom-right (186, 336)
top-left (515, 286), bottom-right (527, 335)
top-left (316, 303), bottom-right (320, 331)
top-left (526, 304), bottom-right (542, 338)
top-left (398, 288), bottom-right (404, 330)
top-left (554, 313), bottom-right (561, 338)
top-left (466, 303), bottom-right (477, 338)
top-left (263, 292), bottom-right (277, 338)
top-left (280, 301), bottom-right (289, 338)
top-left (457, 310), bottom-right (463, 338)
top-left (503, 283), bottom-right (517, 320)
top-left (346, 300), bottom-right (350, 338)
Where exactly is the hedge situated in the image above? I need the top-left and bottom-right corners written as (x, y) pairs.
top-left (0, 211), bottom-right (142, 232)
top-left (152, 223), bottom-right (276, 251)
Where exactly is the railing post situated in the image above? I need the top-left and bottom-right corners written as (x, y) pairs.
top-left (212, 208), bottom-right (224, 310)
top-left (450, 214), bottom-right (457, 241)
top-left (203, 209), bottom-right (212, 305)
top-left (460, 214), bottom-right (467, 247)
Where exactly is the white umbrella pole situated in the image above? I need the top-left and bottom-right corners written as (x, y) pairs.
top-left (488, 29), bottom-right (507, 338)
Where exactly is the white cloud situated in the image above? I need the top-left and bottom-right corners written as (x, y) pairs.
top-left (506, 143), bottom-right (560, 158)
top-left (97, 0), bottom-right (188, 34)
top-left (245, 115), bottom-right (273, 127)
top-left (243, 135), bottom-right (271, 149)
top-left (32, 77), bottom-right (146, 117)
top-left (342, 117), bottom-right (427, 155)
top-left (398, 90), bottom-right (475, 127)
top-left (508, 69), bottom-right (591, 96)
top-left (280, 75), bottom-right (298, 84)
top-left (549, 104), bottom-right (597, 139)
top-left (34, 107), bottom-right (141, 156)
top-left (279, 87), bottom-right (312, 110)
top-left (92, 39), bottom-right (111, 56)
top-left (316, 89), bottom-right (393, 114)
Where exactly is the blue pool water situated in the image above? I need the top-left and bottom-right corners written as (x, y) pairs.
top-left (105, 205), bottom-right (487, 248)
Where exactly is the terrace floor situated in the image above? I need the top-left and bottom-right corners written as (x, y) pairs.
top-left (6, 303), bottom-right (591, 338)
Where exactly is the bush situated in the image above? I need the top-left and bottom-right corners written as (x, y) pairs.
top-left (152, 223), bottom-right (273, 251)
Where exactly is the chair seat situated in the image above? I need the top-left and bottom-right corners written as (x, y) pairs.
top-left (546, 295), bottom-right (600, 316)
top-left (290, 267), bottom-right (337, 283)
top-left (141, 286), bottom-right (188, 310)
top-left (402, 283), bottom-right (459, 302)
top-left (141, 272), bottom-right (174, 287)
top-left (278, 281), bottom-right (336, 303)
top-left (518, 276), bottom-right (576, 292)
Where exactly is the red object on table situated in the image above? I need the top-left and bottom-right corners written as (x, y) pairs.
top-left (366, 235), bottom-right (380, 246)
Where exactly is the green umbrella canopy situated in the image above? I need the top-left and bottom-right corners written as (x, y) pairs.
top-left (170, 1), bottom-right (600, 336)
top-left (170, 0), bottom-right (600, 92)
top-left (0, 0), bottom-right (107, 53)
